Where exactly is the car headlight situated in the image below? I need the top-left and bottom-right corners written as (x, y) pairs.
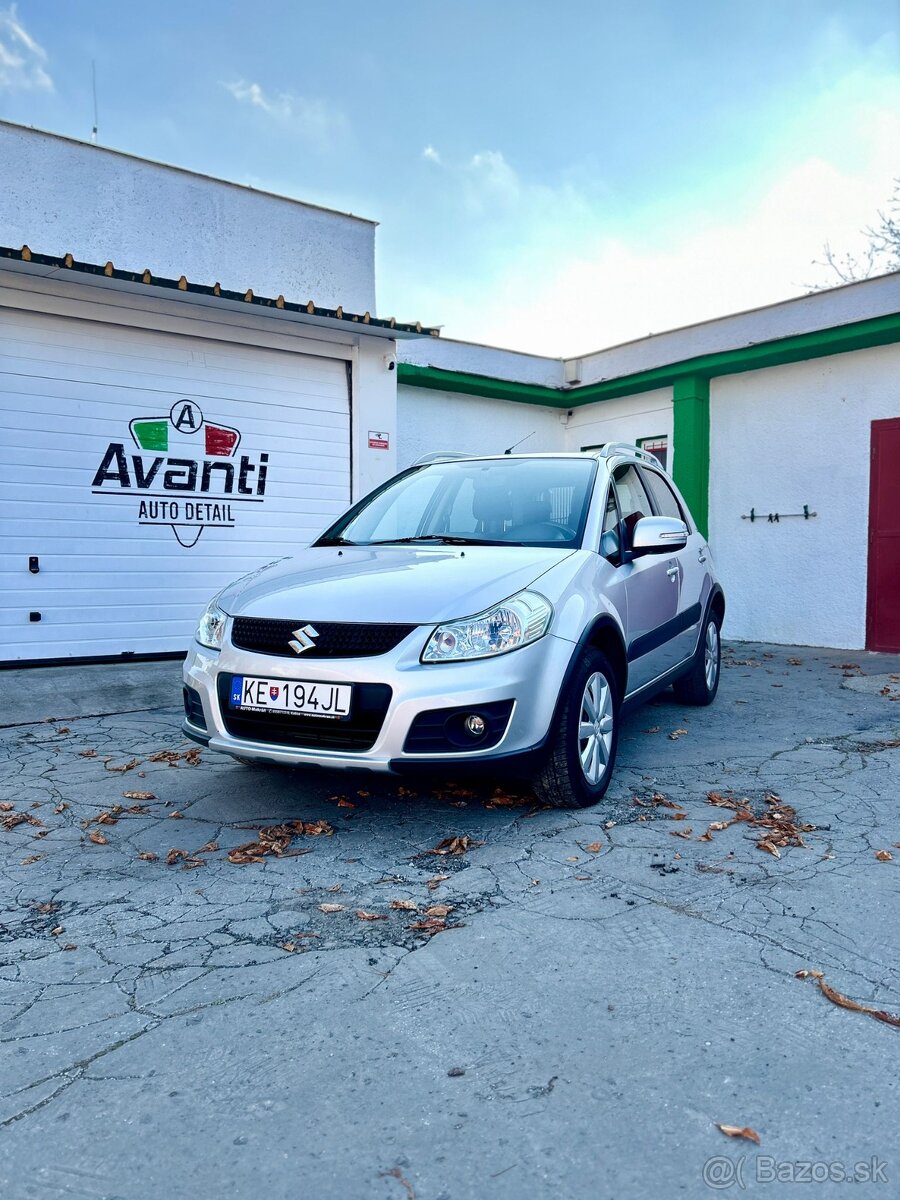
top-left (422, 590), bottom-right (552, 663)
top-left (196, 601), bottom-right (228, 650)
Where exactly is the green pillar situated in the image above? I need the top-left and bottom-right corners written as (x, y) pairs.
top-left (672, 375), bottom-right (710, 538)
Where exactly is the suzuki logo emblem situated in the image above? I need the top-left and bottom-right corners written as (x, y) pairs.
top-left (288, 624), bottom-right (319, 654)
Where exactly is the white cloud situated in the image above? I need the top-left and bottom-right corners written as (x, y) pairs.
top-left (422, 144), bottom-right (441, 164)
top-left (388, 27), bottom-right (900, 356)
top-left (224, 79), bottom-right (347, 149)
top-left (0, 4), bottom-right (52, 91)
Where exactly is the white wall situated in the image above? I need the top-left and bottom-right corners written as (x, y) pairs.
top-left (0, 121), bottom-right (376, 313)
top-left (354, 343), bottom-right (399, 496)
top-left (563, 388), bottom-right (673, 457)
top-left (709, 343), bottom-right (900, 648)
top-left (399, 335), bottom-right (563, 387)
top-left (396, 385), bottom-right (563, 467)
top-left (574, 272), bottom-right (900, 386)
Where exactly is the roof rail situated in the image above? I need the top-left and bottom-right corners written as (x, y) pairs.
top-left (412, 451), bottom-right (477, 466)
top-left (597, 442), bottom-right (664, 469)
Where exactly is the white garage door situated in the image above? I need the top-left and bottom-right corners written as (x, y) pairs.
top-left (0, 309), bottom-right (351, 662)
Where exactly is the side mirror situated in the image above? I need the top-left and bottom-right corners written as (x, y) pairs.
top-left (630, 516), bottom-right (688, 557)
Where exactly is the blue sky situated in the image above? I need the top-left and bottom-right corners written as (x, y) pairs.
top-left (1, 1), bottom-right (897, 353)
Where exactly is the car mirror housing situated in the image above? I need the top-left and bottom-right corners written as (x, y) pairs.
top-left (629, 516), bottom-right (689, 557)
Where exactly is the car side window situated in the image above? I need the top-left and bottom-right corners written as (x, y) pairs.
top-left (612, 464), bottom-right (652, 547)
top-left (642, 469), bottom-right (685, 522)
top-left (600, 484), bottom-right (620, 562)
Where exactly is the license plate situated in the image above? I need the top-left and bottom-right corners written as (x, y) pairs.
top-left (229, 676), bottom-right (352, 720)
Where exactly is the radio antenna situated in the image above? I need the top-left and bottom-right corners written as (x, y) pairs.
top-left (504, 430), bottom-right (536, 455)
top-left (91, 60), bottom-right (99, 143)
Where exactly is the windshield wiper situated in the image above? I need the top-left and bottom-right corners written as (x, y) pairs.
top-left (316, 536), bottom-right (359, 546)
top-left (365, 535), bottom-right (526, 547)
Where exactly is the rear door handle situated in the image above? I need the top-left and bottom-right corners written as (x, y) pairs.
top-left (698, 549), bottom-right (708, 563)
top-left (666, 565), bottom-right (678, 579)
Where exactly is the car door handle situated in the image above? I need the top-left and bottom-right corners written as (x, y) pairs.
top-left (698, 549), bottom-right (708, 563)
top-left (666, 565), bottom-right (678, 579)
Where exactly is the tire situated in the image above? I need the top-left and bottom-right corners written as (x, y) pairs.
top-left (672, 611), bottom-right (721, 706)
top-left (532, 649), bottom-right (620, 808)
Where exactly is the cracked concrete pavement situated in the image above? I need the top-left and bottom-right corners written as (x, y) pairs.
top-left (1, 642), bottom-right (899, 1199)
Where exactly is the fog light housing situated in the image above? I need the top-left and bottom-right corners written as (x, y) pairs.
top-left (464, 714), bottom-right (486, 738)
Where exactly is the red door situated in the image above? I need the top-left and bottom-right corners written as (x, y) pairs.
top-left (867, 418), bottom-right (900, 652)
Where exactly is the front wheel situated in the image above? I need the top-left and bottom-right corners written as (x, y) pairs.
top-left (532, 649), bottom-right (620, 808)
top-left (672, 612), bottom-right (721, 705)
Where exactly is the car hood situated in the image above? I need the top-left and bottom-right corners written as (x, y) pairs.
top-left (217, 546), bottom-right (575, 625)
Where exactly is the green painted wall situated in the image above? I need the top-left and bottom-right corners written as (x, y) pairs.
top-left (672, 376), bottom-right (710, 537)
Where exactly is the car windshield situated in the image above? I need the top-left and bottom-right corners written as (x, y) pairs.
top-left (318, 457), bottom-right (597, 548)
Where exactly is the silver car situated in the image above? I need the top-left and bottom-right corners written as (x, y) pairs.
top-left (183, 444), bottom-right (724, 807)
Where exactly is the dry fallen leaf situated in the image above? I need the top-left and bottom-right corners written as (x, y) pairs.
top-left (391, 899), bottom-right (418, 911)
top-left (426, 874), bottom-right (449, 891)
top-left (50, 926), bottom-right (64, 936)
top-left (168, 811), bottom-right (184, 820)
top-left (88, 830), bottom-right (108, 845)
top-left (795, 968), bottom-right (824, 980)
top-left (668, 728), bottom-right (689, 740)
top-left (62, 944), bottom-right (77, 951)
top-left (0, 801), bottom-right (13, 812)
top-left (138, 851), bottom-right (159, 862)
top-left (425, 904), bottom-right (452, 917)
top-left (356, 910), bottom-right (387, 921)
top-left (584, 842), bottom-right (603, 853)
top-left (78, 749), bottom-right (97, 758)
top-left (318, 903), bottom-right (345, 914)
top-left (20, 855), bottom-right (42, 865)
top-left (95, 812), bottom-right (118, 825)
top-left (104, 758), bottom-right (141, 773)
top-left (408, 916), bottom-right (462, 937)
top-left (195, 841), bottom-right (219, 855)
top-left (166, 848), bottom-right (187, 865)
top-left (642, 726), bottom-right (660, 734)
top-left (422, 835), bottom-right (484, 857)
top-left (806, 975), bottom-right (900, 1028)
top-left (280, 942), bottom-right (296, 953)
top-left (35, 902), bottom-right (57, 914)
top-left (54, 802), bottom-right (68, 814)
top-left (124, 790), bottom-right (156, 801)
top-left (874, 849), bottom-right (893, 862)
top-left (337, 798), bottom-right (355, 808)
top-left (717, 1124), bottom-right (761, 1145)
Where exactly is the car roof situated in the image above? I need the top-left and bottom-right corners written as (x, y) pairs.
top-left (415, 447), bottom-right (665, 469)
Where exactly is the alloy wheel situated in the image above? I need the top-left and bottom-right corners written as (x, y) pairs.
top-left (704, 620), bottom-right (719, 691)
top-left (578, 670), bottom-right (614, 785)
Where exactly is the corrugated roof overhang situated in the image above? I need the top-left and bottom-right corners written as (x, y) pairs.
top-left (0, 246), bottom-right (440, 341)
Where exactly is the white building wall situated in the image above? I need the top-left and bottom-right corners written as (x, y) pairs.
top-left (709, 343), bottom-right (900, 649)
top-left (399, 336), bottom-right (563, 387)
top-left (0, 121), bottom-right (376, 313)
top-left (396, 385), bottom-right (563, 468)
top-left (574, 273), bottom-right (900, 386)
top-left (563, 388), bottom-right (674, 457)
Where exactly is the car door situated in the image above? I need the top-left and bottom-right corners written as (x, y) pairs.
top-left (608, 463), bottom-right (681, 692)
top-left (640, 466), bottom-right (706, 666)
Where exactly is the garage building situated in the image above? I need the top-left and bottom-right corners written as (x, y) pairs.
top-left (2, 120), bottom-right (899, 660)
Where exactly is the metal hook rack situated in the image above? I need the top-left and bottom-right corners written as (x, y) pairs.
top-left (741, 505), bottom-right (817, 523)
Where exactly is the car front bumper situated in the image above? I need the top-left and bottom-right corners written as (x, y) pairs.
top-left (182, 624), bottom-right (576, 773)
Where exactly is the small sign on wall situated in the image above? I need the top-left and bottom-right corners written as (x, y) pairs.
top-left (368, 430), bottom-right (390, 450)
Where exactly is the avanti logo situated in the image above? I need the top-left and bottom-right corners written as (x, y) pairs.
top-left (91, 400), bottom-right (269, 548)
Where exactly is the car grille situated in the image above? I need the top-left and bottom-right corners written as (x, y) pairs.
top-left (230, 617), bottom-right (418, 659)
top-left (217, 675), bottom-right (391, 752)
